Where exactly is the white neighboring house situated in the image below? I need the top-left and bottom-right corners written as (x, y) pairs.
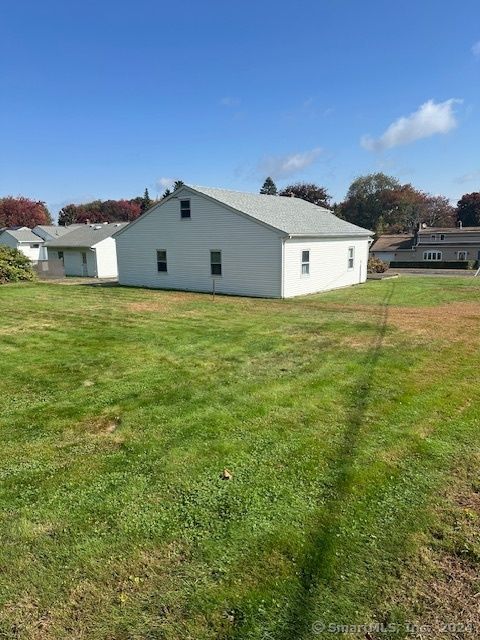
top-left (45, 222), bottom-right (129, 278)
top-left (114, 185), bottom-right (372, 298)
top-left (0, 227), bottom-right (47, 261)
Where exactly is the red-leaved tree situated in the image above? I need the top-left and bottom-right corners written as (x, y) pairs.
top-left (58, 199), bottom-right (142, 225)
top-left (0, 197), bottom-right (52, 228)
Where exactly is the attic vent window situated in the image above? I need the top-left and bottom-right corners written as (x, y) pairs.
top-left (180, 200), bottom-right (191, 219)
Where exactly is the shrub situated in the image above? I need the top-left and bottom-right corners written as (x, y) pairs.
top-left (0, 246), bottom-right (36, 284)
top-left (368, 256), bottom-right (388, 273)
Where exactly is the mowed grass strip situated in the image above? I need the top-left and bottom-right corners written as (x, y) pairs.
top-left (0, 277), bottom-right (479, 639)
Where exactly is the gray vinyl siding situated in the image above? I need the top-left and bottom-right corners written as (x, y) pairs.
top-left (116, 190), bottom-right (283, 297)
top-left (62, 249), bottom-right (97, 277)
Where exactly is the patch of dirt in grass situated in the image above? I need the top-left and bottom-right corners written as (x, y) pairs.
top-left (377, 458), bottom-right (480, 639)
top-left (0, 543), bottom-right (194, 640)
top-left (388, 302), bottom-right (480, 344)
top-left (84, 414), bottom-right (122, 436)
top-left (125, 292), bottom-right (203, 312)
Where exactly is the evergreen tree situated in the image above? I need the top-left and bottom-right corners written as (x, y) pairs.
top-left (142, 188), bottom-right (152, 212)
top-left (162, 188), bottom-right (172, 198)
top-left (260, 177), bottom-right (277, 195)
top-left (173, 180), bottom-right (184, 191)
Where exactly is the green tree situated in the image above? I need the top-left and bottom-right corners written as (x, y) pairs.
top-left (260, 177), bottom-right (277, 195)
top-left (173, 180), bottom-right (184, 191)
top-left (457, 192), bottom-right (480, 226)
top-left (279, 182), bottom-right (331, 207)
top-left (162, 188), bottom-right (172, 198)
top-left (340, 173), bottom-right (401, 230)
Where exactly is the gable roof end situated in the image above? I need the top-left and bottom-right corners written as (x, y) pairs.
top-left (113, 185), bottom-right (372, 238)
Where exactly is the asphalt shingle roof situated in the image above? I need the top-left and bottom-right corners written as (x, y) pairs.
top-left (34, 225), bottom-right (83, 238)
top-left (45, 222), bottom-right (129, 248)
top-left (371, 234), bottom-right (415, 252)
top-left (1, 228), bottom-right (43, 242)
top-left (188, 186), bottom-right (372, 237)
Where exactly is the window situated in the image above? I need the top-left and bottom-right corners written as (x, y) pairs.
top-left (301, 250), bottom-right (310, 275)
top-left (458, 251), bottom-right (468, 260)
top-left (157, 250), bottom-right (167, 272)
top-left (348, 246), bottom-right (355, 270)
top-left (423, 251), bottom-right (442, 261)
top-left (180, 200), bottom-right (191, 219)
top-left (58, 251), bottom-right (64, 262)
top-left (431, 234), bottom-right (436, 241)
top-left (440, 234), bottom-right (445, 241)
top-left (31, 243), bottom-right (39, 248)
top-left (210, 250), bottom-right (222, 276)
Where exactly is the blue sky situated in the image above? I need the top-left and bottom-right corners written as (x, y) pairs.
top-left (1, 0), bottom-right (479, 218)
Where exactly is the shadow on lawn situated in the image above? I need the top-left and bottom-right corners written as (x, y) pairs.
top-left (277, 280), bottom-right (396, 639)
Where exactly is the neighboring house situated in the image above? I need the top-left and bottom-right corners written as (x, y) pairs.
top-left (370, 234), bottom-right (415, 262)
top-left (32, 224), bottom-right (83, 242)
top-left (371, 224), bottom-right (480, 265)
top-left (0, 227), bottom-right (47, 261)
top-left (114, 185), bottom-right (372, 298)
top-left (45, 222), bottom-right (129, 277)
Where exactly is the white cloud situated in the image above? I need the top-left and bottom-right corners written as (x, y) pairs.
top-left (472, 41), bottom-right (480, 58)
top-left (155, 176), bottom-right (175, 190)
top-left (220, 96), bottom-right (240, 107)
top-left (258, 147), bottom-right (323, 179)
top-left (455, 170), bottom-right (480, 184)
top-left (361, 99), bottom-right (462, 152)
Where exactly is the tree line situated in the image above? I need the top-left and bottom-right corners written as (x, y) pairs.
top-left (260, 174), bottom-right (480, 233)
top-left (2, 177), bottom-right (480, 232)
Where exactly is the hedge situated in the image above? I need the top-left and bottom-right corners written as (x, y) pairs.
top-left (389, 260), bottom-right (477, 270)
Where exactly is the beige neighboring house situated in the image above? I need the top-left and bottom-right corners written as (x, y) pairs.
top-left (0, 227), bottom-right (47, 261)
top-left (371, 224), bottom-right (480, 265)
top-left (45, 222), bottom-right (129, 277)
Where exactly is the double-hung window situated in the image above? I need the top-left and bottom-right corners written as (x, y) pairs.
top-left (348, 246), bottom-right (355, 270)
top-left (157, 250), bottom-right (167, 272)
top-left (301, 250), bottom-right (310, 275)
top-left (180, 200), bottom-right (191, 219)
top-left (423, 251), bottom-right (442, 261)
top-left (210, 250), bottom-right (222, 276)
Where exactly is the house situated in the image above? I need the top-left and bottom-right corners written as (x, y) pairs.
top-left (369, 234), bottom-right (415, 262)
top-left (371, 223), bottom-right (480, 265)
top-left (45, 222), bottom-right (129, 277)
top-left (0, 227), bottom-right (47, 261)
top-left (32, 224), bottom-right (83, 243)
top-left (114, 185), bottom-right (372, 298)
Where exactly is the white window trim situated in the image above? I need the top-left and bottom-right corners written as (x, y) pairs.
top-left (180, 199), bottom-right (191, 220)
top-left (156, 249), bottom-right (168, 273)
top-left (457, 250), bottom-right (468, 260)
top-left (301, 249), bottom-right (310, 276)
top-left (347, 246), bottom-right (355, 270)
top-left (210, 250), bottom-right (222, 277)
top-left (423, 251), bottom-right (442, 261)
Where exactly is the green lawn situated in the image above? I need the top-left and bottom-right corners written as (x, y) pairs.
top-left (1, 278), bottom-right (479, 639)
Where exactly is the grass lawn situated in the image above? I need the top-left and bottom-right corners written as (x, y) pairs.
top-left (0, 277), bottom-right (479, 639)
